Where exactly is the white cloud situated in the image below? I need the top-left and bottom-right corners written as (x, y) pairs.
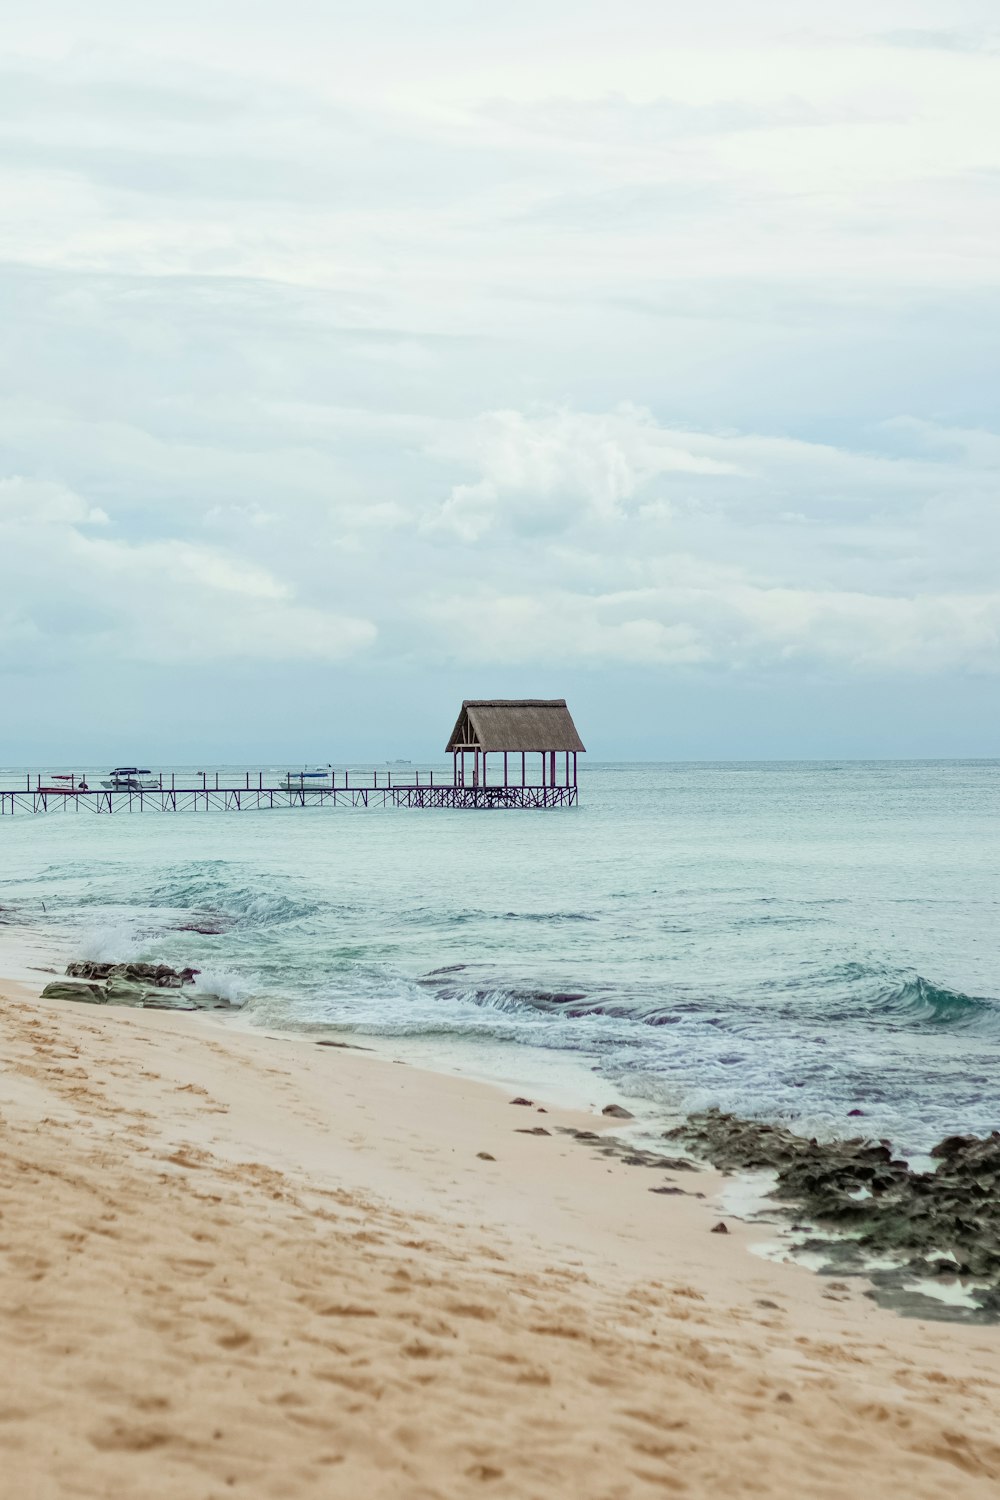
top-left (425, 406), bottom-right (742, 540)
top-left (422, 580), bottom-right (1000, 674)
top-left (423, 589), bottom-right (710, 664)
top-left (0, 494), bottom-right (376, 666)
top-left (203, 502), bottom-right (275, 528)
top-left (407, 403), bottom-right (1000, 673)
top-left (0, 475), bottom-right (108, 526)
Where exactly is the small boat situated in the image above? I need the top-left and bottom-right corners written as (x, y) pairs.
top-left (39, 773), bottom-right (88, 794)
top-left (279, 769), bottom-right (330, 789)
top-left (100, 767), bottom-right (161, 791)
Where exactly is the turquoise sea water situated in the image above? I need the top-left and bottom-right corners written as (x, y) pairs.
top-left (2, 761), bottom-right (998, 1157)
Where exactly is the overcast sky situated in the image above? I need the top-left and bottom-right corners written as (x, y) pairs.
top-left (1, 1), bottom-right (999, 761)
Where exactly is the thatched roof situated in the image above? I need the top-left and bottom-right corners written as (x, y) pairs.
top-left (446, 700), bottom-right (585, 754)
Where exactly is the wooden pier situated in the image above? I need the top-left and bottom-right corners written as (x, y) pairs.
top-left (0, 777), bottom-right (578, 816)
top-left (1, 699), bottom-right (586, 816)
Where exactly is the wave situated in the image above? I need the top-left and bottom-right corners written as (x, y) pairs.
top-left (424, 975), bottom-right (701, 1028)
top-left (143, 875), bottom-right (318, 930)
top-left (18, 861), bottom-right (320, 933)
top-left (798, 964), bottom-right (1000, 1028)
top-left (497, 911), bottom-right (599, 923)
top-left (421, 963), bottom-right (1000, 1035)
top-left (881, 974), bottom-right (997, 1025)
top-left (401, 908), bottom-right (598, 928)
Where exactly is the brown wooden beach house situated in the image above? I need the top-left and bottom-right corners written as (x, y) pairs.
top-left (446, 698), bottom-right (585, 789)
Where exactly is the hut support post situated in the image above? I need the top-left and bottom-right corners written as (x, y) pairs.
top-left (503, 751), bottom-right (508, 787)
top-left (521, 751), bottom-right (525, 786)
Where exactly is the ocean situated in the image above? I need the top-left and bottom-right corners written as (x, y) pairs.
top-left (2, 760), bottom-right (998, 1159)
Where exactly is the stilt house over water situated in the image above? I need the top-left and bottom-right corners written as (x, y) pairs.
top-left (446, 699), bottom-right (585, 789)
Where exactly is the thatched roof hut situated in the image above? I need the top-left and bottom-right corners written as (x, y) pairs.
top-left (446, 700), bottom-right (584, 787)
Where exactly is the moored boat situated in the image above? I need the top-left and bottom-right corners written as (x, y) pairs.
top-left (100, 767), bottom-right (161, 791)
top-left (279, 768), bottom-right (331, 789)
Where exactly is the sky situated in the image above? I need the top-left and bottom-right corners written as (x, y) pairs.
top-left (1, 1), bottom-right (999, 761)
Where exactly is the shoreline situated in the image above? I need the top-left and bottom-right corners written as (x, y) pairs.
top-left (0, 916), bottom-right (674, 1135)
top-left (3, 973), bottom-right (1000, 1495)
top-left (12, 929), bottom-right (1000, 1321)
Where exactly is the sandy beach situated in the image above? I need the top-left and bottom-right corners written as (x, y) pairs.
top-left (2, 977), bottom-right (1000, 1499)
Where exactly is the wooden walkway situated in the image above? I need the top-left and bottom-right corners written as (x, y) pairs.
top-left (0, 780), bottom-right (578, 815)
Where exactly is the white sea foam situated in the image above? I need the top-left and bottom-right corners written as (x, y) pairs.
top-left (76, 920), bottom-right (147, 963)
top-left (190, 968), bottom-right (251, 1006)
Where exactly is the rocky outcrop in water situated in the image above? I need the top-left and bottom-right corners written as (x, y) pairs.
top-left (40, 979), bottom-right (108, 1004)
top-left (666, 1108), bottom-right (1000, 1311)
top-left (42, 960), bottom-right (230, 1012)
top-left (66, 961), bottom-right (200, 988)
top-left (171, 912), bottom-right (235, 936)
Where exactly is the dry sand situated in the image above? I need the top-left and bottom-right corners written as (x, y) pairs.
top-left (2, 978), bottom-right (999, 1499)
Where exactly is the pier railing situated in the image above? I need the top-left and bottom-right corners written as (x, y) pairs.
top-left (4, 768), bottom-right (447, 794)
top-left (0, 769), bottom-right (579, 815)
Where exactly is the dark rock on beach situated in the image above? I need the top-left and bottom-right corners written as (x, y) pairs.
top-left (602, 1104), bottom-right (634, 1120)
top-left (67, 961), bottom-right (200, 988)
top-left (41, 980), bottom-right (108, 1004)
top-left (43, 977), bottom-right (228, 1011)
top-left (666, 1107), bottom-right (1000, 1311)
top-left (105, 979), bottom-right (151, 1005)
top-left (44, 960), bottom-right (231, 1013)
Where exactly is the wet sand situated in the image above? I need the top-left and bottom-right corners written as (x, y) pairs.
top-left (2, 976), bottom-right (1000, 1498)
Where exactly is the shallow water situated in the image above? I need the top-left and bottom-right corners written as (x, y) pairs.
top-left (2, 760), bottom-right (998, 1157)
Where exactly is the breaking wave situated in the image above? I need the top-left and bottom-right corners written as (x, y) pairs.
top-left (421, 965), bottom-right (1000, 1033)
top-left (881, 974), bottom-right (997, 1025)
